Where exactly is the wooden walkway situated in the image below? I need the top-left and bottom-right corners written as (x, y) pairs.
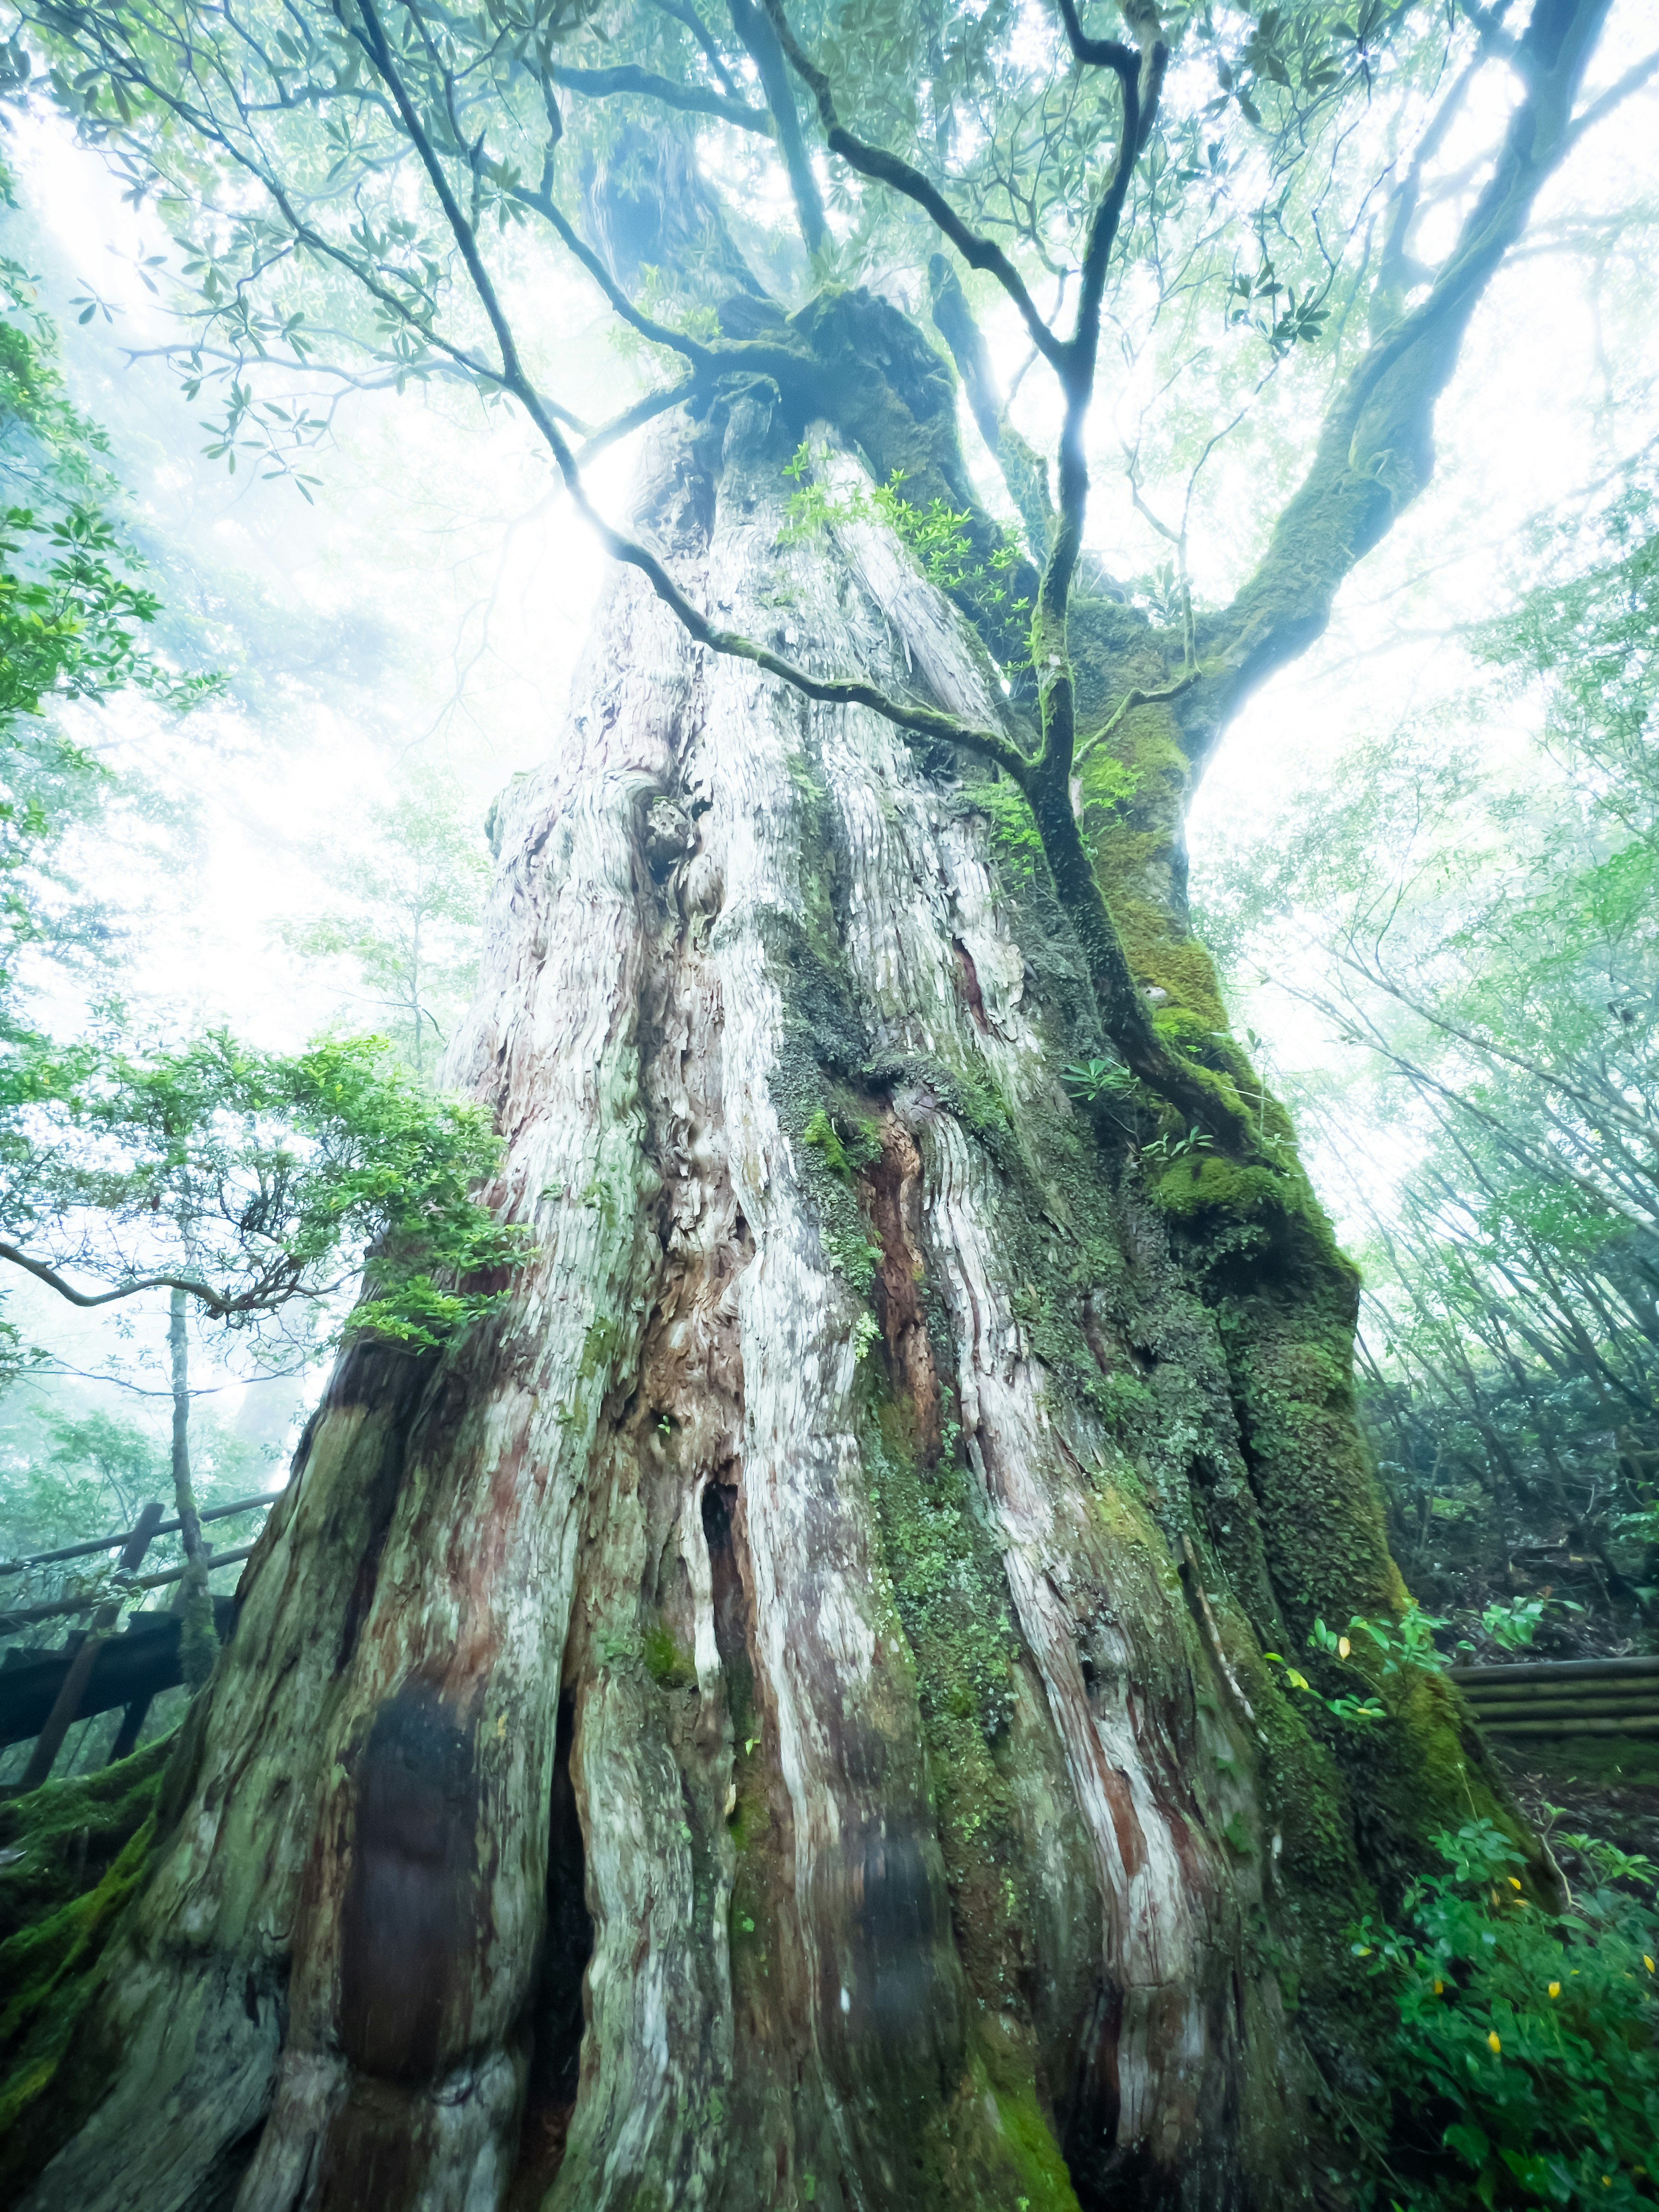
top-left (1, 1596), bottom-right (240, 1751)
top-left (0, 1492), bottom-right (277, 1783)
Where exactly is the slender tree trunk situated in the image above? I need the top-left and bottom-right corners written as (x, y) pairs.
top-left (410, 910), bottom-right (425, 1084)
top-left (9, 391), bottom-right (1525, 2212)
top-left (170, 1287), bottom-right (217, 1691)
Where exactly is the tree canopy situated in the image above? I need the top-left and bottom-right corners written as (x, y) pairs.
top-left (5, 0), bottom-right (1631, 1173)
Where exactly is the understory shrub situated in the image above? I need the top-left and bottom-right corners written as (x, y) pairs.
top-left (1352, 1818), bottom-right (1659, 2207)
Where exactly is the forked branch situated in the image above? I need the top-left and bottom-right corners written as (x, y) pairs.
top-left (759, 0), bottom-right (1067, 369)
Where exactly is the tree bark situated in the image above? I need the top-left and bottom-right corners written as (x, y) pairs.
top-left (10, 388), bottom-right (1522, 2212)
top-left (170, 1287), bottom-right (218, 1691)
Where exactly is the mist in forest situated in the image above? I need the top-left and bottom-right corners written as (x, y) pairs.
top-left (1, 0), bottom-right (1657, 2202)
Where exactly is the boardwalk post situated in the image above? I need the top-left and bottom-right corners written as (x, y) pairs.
top-left (14, 1502), bottom-right (166, 1791)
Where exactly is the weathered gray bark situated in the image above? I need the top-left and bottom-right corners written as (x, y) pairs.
top-left (16, 389), bottom-right (1502, 2212)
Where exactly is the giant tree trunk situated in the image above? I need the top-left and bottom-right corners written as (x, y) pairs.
top-left (9, 386), bottom-right (1522, 2212)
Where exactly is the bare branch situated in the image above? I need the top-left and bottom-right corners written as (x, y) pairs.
top-left (726, 0), bottom-right (827, 251)
top-left (927, 254), bottom-right (1053, 555)
top-left (0, 1241), bottom-right (231, 1316)
top-left (1453, 0), bottom-right (1519, 60)
top-left (1565, 43), bottom-right (1659, 147)
top-left (647, 0), bottom-right (741, 97)
top-left (1074, 673), bottom-right (1202, 765)
top-left (576, 377), bottom-right (700, 464)
top-left (1055, 0), bottom-right (1138, 76)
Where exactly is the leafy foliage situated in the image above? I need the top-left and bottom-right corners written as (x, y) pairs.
top-left (0, 0), bottom-right (1448, 601)
top-left (1265, 1603), bottom-right (1451, 1727)
top-left (1350, 1819), bottom-right (1659, 2209)
top-left (0, 245), bottom-right (218, 1044)
top-left (0, 1028), bottom-right (523, 1348)
top-left (1200, 463), bottom-right (1659, 1645)
top-left (0, 503), bottom-right (166, 725)
top-left (0, 203), bottom-right (512, 1370)
top-left (782, 441), bottom-right (1030, 617)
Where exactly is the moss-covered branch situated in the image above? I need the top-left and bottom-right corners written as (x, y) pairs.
top-left (1205, 0), bottom-right (1615, 751)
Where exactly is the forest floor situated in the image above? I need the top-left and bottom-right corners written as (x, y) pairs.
top-left (1494, 1736), bottom-right (1659, 1875)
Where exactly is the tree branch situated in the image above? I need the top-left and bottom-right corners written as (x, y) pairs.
top-left (548, 60), bottom-right (773, 136)
top-left (760, 0), bottom-right (1066, 370)
top-left (1054, 0), bottom-right (1138, 79)
top-left (753, 0), bottom-right (1245, 1140)
top-left (647, 0), bottom-right (741, 97)
top-left (0, 1241), bottom-right (229, 1316)
top-left (1454, 0), bottom-right (1519, 60)
top-left (1565, 42), bottom-right (1659, 148)
top-left (1209, 0), bottom-right (1616, 752)
top-left (726, 0), bottom-right (827, 251)
top-left (927, 253), bottom-right (1055, 556)
top-left (1074, 673), bottom-right (1202, 765)
top-left (576, 377), bottom-right (700, 464)
top-left (1030, 23), bottom-right (1158, 797)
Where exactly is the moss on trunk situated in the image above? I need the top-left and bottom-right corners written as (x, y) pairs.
top-left (0, 1735), bottom-right (175, 2186)
top-left (3, 327), bottom-right (1542, 2212)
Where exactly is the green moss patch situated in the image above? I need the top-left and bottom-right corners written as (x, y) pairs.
top-left (0, 1737), bottom-right (171, 2163)
top-left (802, 1106), bottom-right (882, 1179)
top-left (641, 1622), bottom-right (696, 1691)
top-left (0, 1733), bottom-right (171, 1944)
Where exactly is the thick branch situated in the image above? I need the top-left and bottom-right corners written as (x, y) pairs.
top-left (1373, 47), bottom-right (1487, 336)
top-left (577, 377), bottom-right (700, 464)
top-left (1054, 0), bottom-right (1138, 79)
top-left (761, 0), bottom-right (1065, 370)
top-left (1207, 0), bottom-right (1615, 754)
top-left (0, 1240), bottom-right (229, 1316)
top-left (1030, 40), bottom-right (1151, 793)
top-left (726, 0), bottom-right (827, 251)
top-left (548, 60), bottom-right (772, 135)
top-left (1564, 41), bottom-right (1659, 147)
top-left (648, 0), bottom-right (741, 96)
top-left (927, 253), bottom-right (1055, 555)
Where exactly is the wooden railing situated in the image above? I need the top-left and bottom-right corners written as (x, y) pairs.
top-left (0, 1489), bottom-right (280, 1785)
top-left (1449, 1656), bottom-right (1659, 1739)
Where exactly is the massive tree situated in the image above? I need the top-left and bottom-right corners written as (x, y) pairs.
top-left (0, 0), bottom-right (1645, 2202)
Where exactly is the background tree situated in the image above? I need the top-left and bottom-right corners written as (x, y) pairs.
top-left (0, 200), bottom-right (216, 1078)
top-left (0, 0), bottom-right (1649, 2204)
top-left (283, 766), bottom-right (490, 1083)
top-left (0, 1027), bottom-right (524, 1672)
top-left (0, 203), bottom-right (518, 1688)
top-left (1201, 456), bottom-right (1659, 1649)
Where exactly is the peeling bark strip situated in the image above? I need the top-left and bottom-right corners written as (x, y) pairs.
top-left (24, 394), bottom-right (1513, 2212)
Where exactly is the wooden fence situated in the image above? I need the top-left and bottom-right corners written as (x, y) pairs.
top-left (1449, 1656), bottom-right (1659, 1739)
top-left (0, 1492), bottom-right (277, 1788)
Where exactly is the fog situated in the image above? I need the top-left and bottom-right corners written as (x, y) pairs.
top-left (2, 16), bottom-right (1654, 1482)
